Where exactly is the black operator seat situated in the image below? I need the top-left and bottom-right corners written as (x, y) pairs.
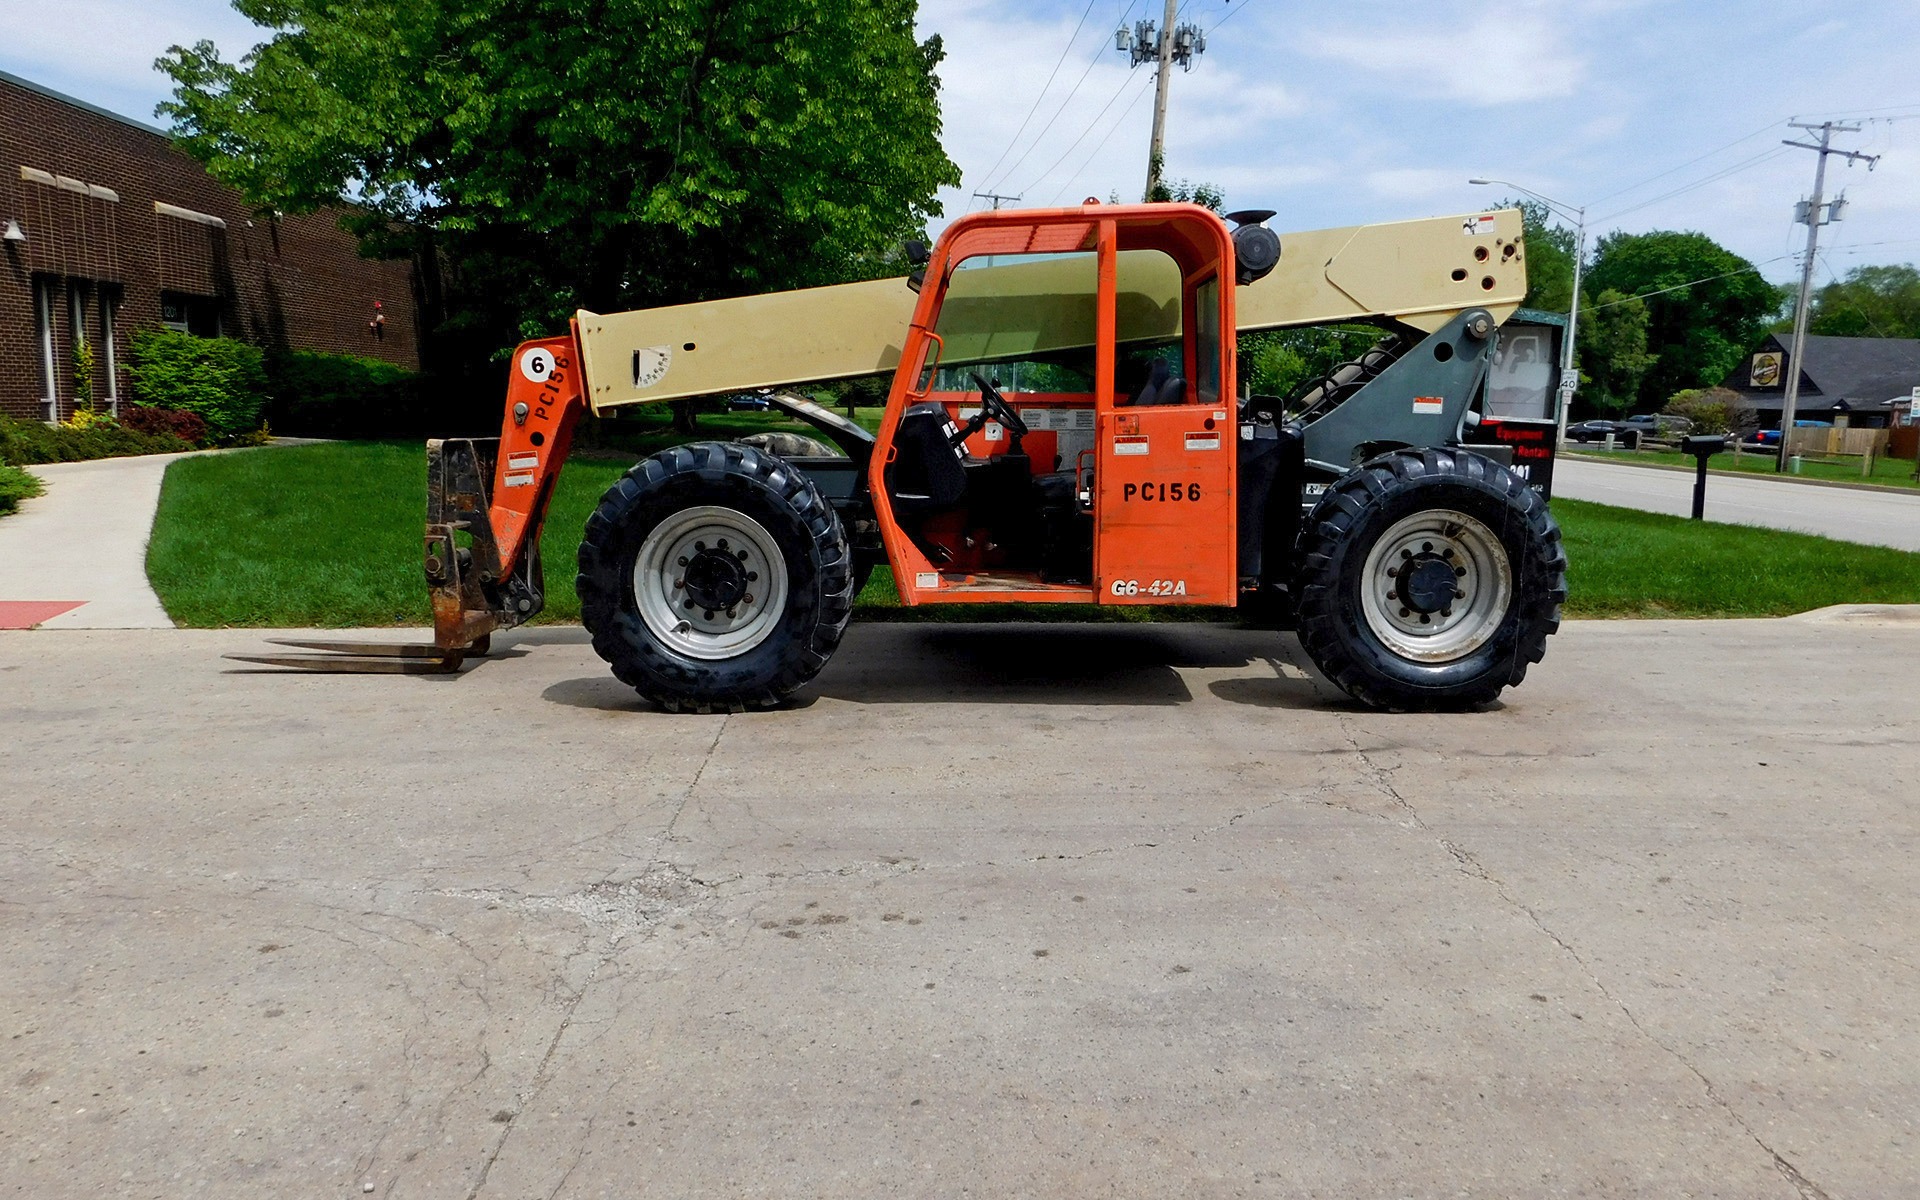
top-left (885, 401), bottom-right (967, 518)
top-left (1114, 357), bottom-right (1187, 407)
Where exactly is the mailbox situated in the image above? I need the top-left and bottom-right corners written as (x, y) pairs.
top-left (1679, 435), bottom-right (1726, 519)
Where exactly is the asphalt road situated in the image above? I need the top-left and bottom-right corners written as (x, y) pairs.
top-left (4, 614), bottom-right (1919, 1198)
top-left (1554, 456), bottom-right (1920, 552)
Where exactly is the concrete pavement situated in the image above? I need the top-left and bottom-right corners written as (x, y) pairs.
top-left (1555, 455), bottom-right (1920, 551)
top-left (4, 616), bottom-right (1918, 1197)
top-left (0, 454), bottom-right (191, 628)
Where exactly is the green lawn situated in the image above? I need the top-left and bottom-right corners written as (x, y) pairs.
top-left (146, 438), bottom-right (1920, 628)
top-left (1570, 446), bottom-right (1920, 490)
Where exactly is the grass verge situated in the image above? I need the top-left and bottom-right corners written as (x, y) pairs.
top-left (147, 440), bottom-right (1920, 627)
top-left (1570, 446), bottom-right (1920, 490)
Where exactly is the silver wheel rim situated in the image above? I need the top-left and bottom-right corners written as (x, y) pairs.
top-left (1358, 509), bottom-right (1513, 664)
top-left (633, 506), bottom-right (790, 661)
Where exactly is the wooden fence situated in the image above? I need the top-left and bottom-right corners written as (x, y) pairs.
top-left (1785, 426), bottom-right (1890, 458)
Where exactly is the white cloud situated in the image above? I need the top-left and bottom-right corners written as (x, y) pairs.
top-left (1302, 7), bottom-right (1586, 106)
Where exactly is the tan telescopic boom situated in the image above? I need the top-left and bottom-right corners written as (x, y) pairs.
top-left (571, 208), bottom-right (1527, 414)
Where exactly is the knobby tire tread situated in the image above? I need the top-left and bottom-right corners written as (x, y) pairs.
top-left (1293, 448), bottom-right (1567, 711)
top-left (576, 442), bottom-right (854, 713)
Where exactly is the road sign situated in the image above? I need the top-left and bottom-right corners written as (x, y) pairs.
top-left (1559, 369), bottom-right (1578, 392)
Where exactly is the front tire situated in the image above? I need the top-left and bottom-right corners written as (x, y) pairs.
top-left (1294, 448), bottom-right (1565, 711)
top-left (577, 442), bottom-right (854, 712)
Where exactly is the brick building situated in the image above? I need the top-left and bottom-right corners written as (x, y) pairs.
top-left (0, 69), bottom-right (418, 423)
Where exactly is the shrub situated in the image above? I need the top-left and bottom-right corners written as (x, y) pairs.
top-left (1663, 387), bottom-right (1756, 437)
top-left (127, 329), bottom-right (268, 436)
top-left (0, 413), bottom-right (190, 464)
top-left (121, 405), bottom-right (212, 446)
top-left (265, 349), bottom-right (417, 437)
top-left (0, 463), bottom-right (43, 516)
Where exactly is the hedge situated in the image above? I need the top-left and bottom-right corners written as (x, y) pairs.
top-left (0, 414), bottom-right (191, 465)
top-left (0, 463), bottom-right (43, 516)
top-left (126, 330), bottom-right (268, 436)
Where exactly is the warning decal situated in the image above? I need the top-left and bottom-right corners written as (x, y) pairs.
top-left (1462, 214), bottom-right (1498, 237)
top-left (1113, 436), bottom-right (1149, 456)
top-left (1413, 396), bottom-right (1446, 415)
top-left (1184, 432), bottom-right (1221, 451)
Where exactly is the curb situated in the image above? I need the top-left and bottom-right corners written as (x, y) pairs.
top-left (1561, 452), bottom-right (1920, 498)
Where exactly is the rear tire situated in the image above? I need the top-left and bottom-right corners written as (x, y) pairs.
top-left (577, 442), bottom-right (854, 712)
top-left (1294, 448), bottom-right (1565, 711)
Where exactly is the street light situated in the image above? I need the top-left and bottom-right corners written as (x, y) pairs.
top-left (1470, 178), bottom-right (1586, 448)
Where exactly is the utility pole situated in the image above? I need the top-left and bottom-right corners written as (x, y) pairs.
top-left (971, 190), bottom-right (1022, 211)
top-left (1777, 121), bottom-right (1878, 472)
top-left (1116, 1), bottom-right (1207, 201)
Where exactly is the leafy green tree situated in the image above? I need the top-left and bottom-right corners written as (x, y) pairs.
top-left (1575, 289), bottom-right (1654, 416)
top-left (1808, 264), bottom-right (1920, 339)
top-left (1583, 230), bottom-right (1777, 409)
top-left (157, 0), bottom-right (961, 350)
top-left (1239, 325), bottom-right (1386, 401)
top-left (1487, 199), bottom-right (1575, 313)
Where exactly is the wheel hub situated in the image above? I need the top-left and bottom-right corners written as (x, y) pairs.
top-left (633, 506), bottom-right (789, 661)
top-left (682, 545), bottom-right (749, 610)
top-left (1358, 509), bottom-right (1515, 664)
top-left (1397, 556), bottom-right (1460, 614)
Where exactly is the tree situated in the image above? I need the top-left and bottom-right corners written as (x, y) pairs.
top-left (1583, 230), bottom-right (1777, 410)
top-left (1662, 387), bottom-right (1755, 437)
top-left (1575, 289), bottom-right (1654, 416)
top-left (1239, 325), bottom-right (1386, 401)
top-left (1487, 199), bottom-right (1575, 313)
top-left (157, 0), bottom-right (961, 355)
top-left (1808, 264), bottom-right (1920, 339)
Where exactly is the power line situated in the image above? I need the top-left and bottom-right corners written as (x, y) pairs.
top-left (970, 0), bottom-right (1104, 203)
top-left (981, 1), bottom-right (1139, 196)
top-left (1586, 118), bottom-right (1784, 206)
top-left (1206, 0), bottom-right (1265, 33)
top-left (1593, 146), bottom-right (1792, 223)
top-left (1022, 68), bottom-right (1154, 197)
top-left (1581, 257), bottom-right (1792, 312)
top-left (1047, 72), bottom-right (1158, 205)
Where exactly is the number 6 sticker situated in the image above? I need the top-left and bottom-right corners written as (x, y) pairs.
top-left (519, 347), bottom-right (557, 382)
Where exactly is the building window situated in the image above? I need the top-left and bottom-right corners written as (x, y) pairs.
top-left (160, 291), bottom-right (221, 337)
top-left (34, 278), bottom-right (57, 422)
top-left (99, 289), bottom-right (120, 415)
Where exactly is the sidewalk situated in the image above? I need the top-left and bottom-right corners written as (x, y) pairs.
top-left (0, 451), bottom-right (202, 628)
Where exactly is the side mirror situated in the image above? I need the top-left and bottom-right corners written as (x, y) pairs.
top-left (1224, 210), bottom-right (1280, 286)
top-left (903, 240), bottom-right (930, 293)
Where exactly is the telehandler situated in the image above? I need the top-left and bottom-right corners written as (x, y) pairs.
top-left (238, 201), bottom-right (1567, 711)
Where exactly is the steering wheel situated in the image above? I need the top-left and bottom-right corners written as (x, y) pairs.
top-left (946, 372), bottom-right (1030, 452)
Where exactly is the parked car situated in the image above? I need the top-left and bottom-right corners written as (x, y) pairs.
top-left (726, 391), bottom-right (772, 411)
top-left (1620, 413), bottom-right (1692, 438)
top-left (1567, 419), bottom-right (1625, 444)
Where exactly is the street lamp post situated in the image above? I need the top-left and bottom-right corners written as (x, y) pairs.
top-left (1470, 179), bottom-right (1585, 448)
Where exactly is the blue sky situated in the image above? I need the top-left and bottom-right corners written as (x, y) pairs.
top-left (8, 0), bottom-right (1919, 288)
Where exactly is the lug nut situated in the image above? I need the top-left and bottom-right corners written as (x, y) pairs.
top-left (726, 608), bottom-right (738, 619)
top-left (1387, 566), bottom-right (1399, 578)
top-left (1455, 588), bottom-right (1466, 599)
top-left (1422, 541), bottom-right (1433, 553)
top-left (673, 578), bottom-right (684, 589)
top-left (1400, 548), bottom-right (1413, 560)
top-left (704, 610), bottom-right (715, 620)
top-left (736, 550), bottom-right (749, 561)
top-left (717, 538), bottom-right (729, 550)
top-left (678, 556), bottom-right (688, 566)
top-left (1399, 606), bottom-right (1411, 617)
top-left (695, 541), bottom-right (706, 551)
top-left (743, 593), bottom-right (754, 604)
top-left (1441, 608), bottom-right (1453, 618)
top-left (746, 572), bottom-right (758, 582)
top-left (1455, 566), bottom-right (1467, 577)
top-left (684, 599), bottom-right (695, 609)
top-left (1419, 614), bottom-right (1432, 624)
top-left (1443, 547), bottom-right (1455, 559)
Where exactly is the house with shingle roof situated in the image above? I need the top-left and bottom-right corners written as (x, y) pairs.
top-left (1721, 333), bottom-right (1920, 429)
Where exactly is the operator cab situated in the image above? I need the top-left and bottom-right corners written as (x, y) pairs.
top-left (874, 203), bottom-right (1242, 607)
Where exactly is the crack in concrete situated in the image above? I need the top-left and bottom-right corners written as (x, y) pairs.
top-left (465, 948), bottom-right (606, 1200)
top-left (1338, 717), bottom-right (1825, 1200)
